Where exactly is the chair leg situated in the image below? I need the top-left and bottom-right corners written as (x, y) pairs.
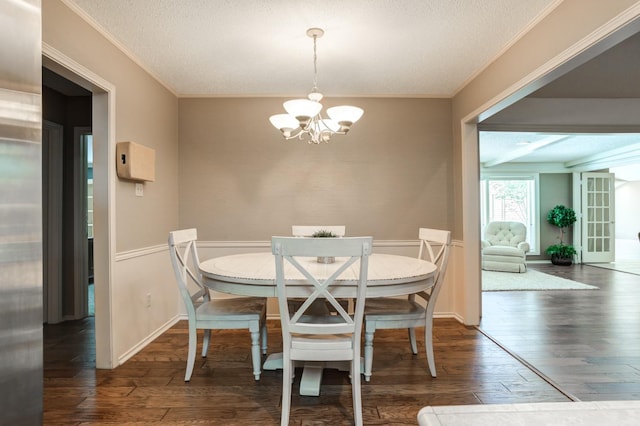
top-left (351, 357), bottom-right (363, 426)
top-left (408, 327), bottom-right (418, 354)
top-left (425, 318), bottom-right (436, 377)
top-left (201, 329), bottom-right (211, 358)
top-left (281, 359), bottom-right (292, 426)
top-left (250, 328), bottom-right (262, 380)
top-left (260, 321), bottom-right (268, 355)
top-left (364, 327), bottom-right (374, 382)
top-left (185, 323), bottom-right (198, 382)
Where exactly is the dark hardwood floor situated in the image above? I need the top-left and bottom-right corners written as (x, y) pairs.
top-left (44, 263), bottom-right (639, 424)
top-left (44, 317), bottom-right (568, 425)
top-left (480, 263), bottom-right (640, 402)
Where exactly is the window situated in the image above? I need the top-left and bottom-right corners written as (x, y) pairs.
top-left (481, 174), bottom-right (540, 254)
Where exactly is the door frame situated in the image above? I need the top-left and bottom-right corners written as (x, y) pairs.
top-left (43, 44), bottom-right (117, 369)
top-left (462, 8), bottom-right (640, 325)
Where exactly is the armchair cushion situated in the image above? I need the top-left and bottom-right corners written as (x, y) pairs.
top-left (482, 221), bottom-right (528, 250)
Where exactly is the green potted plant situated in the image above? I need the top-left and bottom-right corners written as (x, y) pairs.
top-left (545, 204), bottom-right (577, 265)
top-left (312, 229), bottom-right (337, 263)
top-left (312, 229), bottom-right (337, 238)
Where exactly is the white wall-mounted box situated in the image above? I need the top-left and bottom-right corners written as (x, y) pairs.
top-left (116, 141), bottom-right (155, 182)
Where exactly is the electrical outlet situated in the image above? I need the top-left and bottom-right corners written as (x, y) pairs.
top-left (135, 183), bottom-right (144, 197)
top-left (146, 293), bottom-right (151, 308)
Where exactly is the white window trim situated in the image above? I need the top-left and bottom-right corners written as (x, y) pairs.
top-left (480, 172), bottom-right (540, 255)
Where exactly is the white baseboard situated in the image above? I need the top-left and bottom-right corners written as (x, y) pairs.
top-left (117, 315), bottom-right (181, 366)
top-left (434, 312), bottom-right (464, 323)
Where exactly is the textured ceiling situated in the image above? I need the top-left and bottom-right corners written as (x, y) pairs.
top-left (65, 0), bottom-right (559, 97)
top-left (57, 1), bottom-right (640, 178)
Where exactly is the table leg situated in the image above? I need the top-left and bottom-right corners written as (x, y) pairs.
top-left (264, 353), bottom-right (322, 396)
top-left (263, 352), bottom-right (283, 370)
top-left (299, 362), bottom-right (324, 396)
top-left (263, 353), bottom-right (356, 396)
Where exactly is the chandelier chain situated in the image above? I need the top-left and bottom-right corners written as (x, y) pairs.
top-left (312, 34), bottom-right (319, 92)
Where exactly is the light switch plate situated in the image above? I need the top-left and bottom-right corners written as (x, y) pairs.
top-left (135, 183), bottom-right (143, 197)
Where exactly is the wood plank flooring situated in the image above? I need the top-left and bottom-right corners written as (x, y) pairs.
top-left (480, 263), bottom-right (640, 402)
top-left (44, 317), bottom-right (568, 425)
top-left (45, 263), bottom-right (639, 424)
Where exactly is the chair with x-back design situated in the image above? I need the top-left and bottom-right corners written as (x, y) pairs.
top-left (272, 236), bottom-right (372, 426)
top-left (363, 228), bottom-right (450, 380)
top-left (169, 228), bottom-right (267, 381)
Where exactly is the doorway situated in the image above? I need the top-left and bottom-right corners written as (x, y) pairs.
top-left (43, 44), bottom-right (117, 368)
top-left (42, 68), bottom-right (92, 322)
top-left (478, 130), bottom-right (640, 267)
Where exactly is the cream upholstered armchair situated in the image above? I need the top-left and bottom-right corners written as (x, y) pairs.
top-left (481, 221), bottom-right (530, 273)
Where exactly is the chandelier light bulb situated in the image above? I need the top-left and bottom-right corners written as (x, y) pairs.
top-left (269, 114), bottom-right (299, 137)
top-left (327, 106), bottom-right (364, 133)
top-left (283, 99), bottom-right (323, 128)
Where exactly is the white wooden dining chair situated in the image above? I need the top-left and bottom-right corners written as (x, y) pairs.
top-left (272, 236), bottom-right (372, 426)
top-left (363, 228), bottom-right (451, 380)
top-left (168, 228), bottom-right (267, 382)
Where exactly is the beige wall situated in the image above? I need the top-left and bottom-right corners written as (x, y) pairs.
top-left (453, 0), bottom-right (640, 234)
top-left (537, 173), bottom-right (573, 260)
top-left (43, 1), bottom-right (181, 366)
top-left (616, 181), bottom-right (640, 239)
top-left (43, 0), bottom-right (180, 252)
top-left (41, 0), bottom-right (640, 360)
top-left (452, 0), bottom-right (640, 323)
top-left (178, 97), bottom-right (453, 241)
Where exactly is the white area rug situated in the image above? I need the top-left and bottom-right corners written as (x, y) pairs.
top-left (482, 269), bottom-right (599, 291)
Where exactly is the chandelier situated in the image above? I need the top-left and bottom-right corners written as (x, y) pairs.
top-left (269, 28), bottom-right (364, 144)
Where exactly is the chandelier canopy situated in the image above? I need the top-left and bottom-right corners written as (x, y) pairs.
top-left (269, 28), bottom-right (364, 144)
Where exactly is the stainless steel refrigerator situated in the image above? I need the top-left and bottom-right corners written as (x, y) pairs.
top-left (0, 0), bottom-right (43, 423)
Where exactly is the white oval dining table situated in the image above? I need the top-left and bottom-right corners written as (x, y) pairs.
top-left (199, 251), bottom-right (437, 396)
top-left (199, 252), bottom-right (437, 297)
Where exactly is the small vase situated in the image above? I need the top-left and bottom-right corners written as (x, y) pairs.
top-left (317, 256), bottom-right (335, 264)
